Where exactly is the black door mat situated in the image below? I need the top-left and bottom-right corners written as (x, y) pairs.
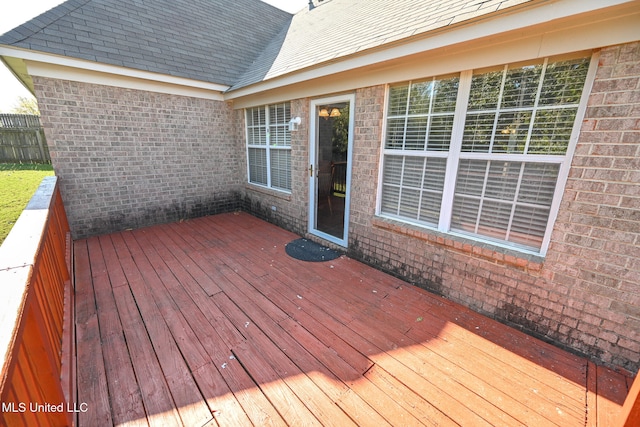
top-left (285, 238), bottom-right (340, 262)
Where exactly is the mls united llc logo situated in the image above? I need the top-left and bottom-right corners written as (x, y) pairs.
top-left (2, 401), bottom-right (88, 413)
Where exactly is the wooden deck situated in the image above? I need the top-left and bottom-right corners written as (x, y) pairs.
top-left (74, 212), bottom-right (632, 426)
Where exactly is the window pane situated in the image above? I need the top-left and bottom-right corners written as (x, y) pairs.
top-left (380, 155), bottom-right (445, 225)
top-left (510, 206), bottom-right (549, 248)
top-left (248, 148), bottom-right (267, 185)
top-left (405, 117), bottom-right (427, 150)
top-left (432, 78), bottom-right (460, 113)
top-left (248, 127), bottom-right (267, 145)
top-left (428, 115), bottom-right (454, 151)
top-left (419, 158), bottom-right (446, 223)
top-left (381, 185), bottom-right (400, 215)
top-left (462, 113), bottom-right (493, 152)
top-left (501, 64), bottom-right (542, 109)
top-left (450, 195), bottom-right (480, 234)
top-left (381, 155), bottom-right (403, 215)
top-left (402, 157), bottom-right (425, 187)
top-left (464, 57), bottom-right (587, 157)
top-left (270, 149), bottom-right (291, 190)
top-left (385, 118), bottom-right (406, 149)
top-left (248, 107), bottom-right (265, 127)
top-left (388, 84), bottom-right (409, 116)
top-left (452, 159), bottom-right (558, 250)
top-left (270, 124), bottom-right (291, 146)
top-left (540, 57), bottom-right (590, 105)
top-left (408, 81), bottom-right (433, 114)
top-left (518, 163), bottom-right (559, 205)
top-left (269, 103), bottom-right (291, 147)
top-left (493, 111), bottom-right (531, 154)
top-left (386, 76), bottom-right (458, 152)
top-left (269, 103), bottom-right (290, 124)
top-left (468, 70), bottom-right (502, 110)
top-left (528, 108), bottom-right (577, 154)
top-left (454, 159), bottom-right (486, 196)
top-left (382, 155), bottom-right (403, 186)
top-left (478, 200), bottom-right (512, 241)
top-left (399, 188), bottom-right (421, 218)
top-left (484, 161), bottom-right (521, 201)
top-left (247, 107), bottom-right (266, 145)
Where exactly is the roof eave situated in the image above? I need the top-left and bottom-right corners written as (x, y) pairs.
top-left (225, 0), bottom-right (640, 101)
top-left (0, 46), bottom-right (231, 94)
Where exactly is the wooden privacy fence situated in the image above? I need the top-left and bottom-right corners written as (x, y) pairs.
top-left (0, 177), bottom-right (75, 426)
top-left (0, 114), bottom-right (50, 163)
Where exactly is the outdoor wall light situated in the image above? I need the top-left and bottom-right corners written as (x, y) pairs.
top-left (289, 116), bottom-right (302, 131)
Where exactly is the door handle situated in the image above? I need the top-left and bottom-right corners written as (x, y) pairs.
top-left (309, 164), bottom-right (313, 177)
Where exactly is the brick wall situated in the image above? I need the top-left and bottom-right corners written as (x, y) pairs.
top-left (34, 77), bottom-right (243, 238)
top-left (547, 42), bottom-right (640, 370)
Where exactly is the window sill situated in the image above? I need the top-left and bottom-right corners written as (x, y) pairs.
top-left (371, 216), bottom-right (544, 272)
top-left (245, 183), bottom-right (292, 201)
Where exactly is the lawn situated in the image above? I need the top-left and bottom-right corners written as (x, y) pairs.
top-left (0, 163), bottom-right (55, 245)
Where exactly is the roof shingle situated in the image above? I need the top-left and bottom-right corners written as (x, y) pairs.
top-left (0, 0), bottom-right (292, 86)
top-left (1, 0), bottom-right (537, 90)
top-left (231, 0), bottom-right (533, 90)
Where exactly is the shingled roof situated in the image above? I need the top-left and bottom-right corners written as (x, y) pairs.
top-left (0, 0), bottom-right (292, 87)
top-left (0, 0), bottom-right (539, 92)
top-left (231, 0), bottom-right (533, 90)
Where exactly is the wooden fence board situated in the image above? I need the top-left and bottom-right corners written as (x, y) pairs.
top-left (0, 114), bottom-right (49, 163)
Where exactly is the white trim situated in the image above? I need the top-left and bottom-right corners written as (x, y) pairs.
top-left (309, 94), bottom-right (355, 248)
top-left (376, 86), bottom-right (389, 217)
top-left (23, 60), bottom-right (226, 101)
top-left (440, 69), bottom-right (473, 231)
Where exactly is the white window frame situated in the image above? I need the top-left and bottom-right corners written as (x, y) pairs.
top-left (245, 103), bottom-right (292, 193)
top-left (376, 52), bottom-right (599, 256)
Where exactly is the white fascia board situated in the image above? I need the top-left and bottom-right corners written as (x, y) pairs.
top-left (0, 46), bottom-right (229, 100)
top-left (225, 0), bottom-right (639, 101)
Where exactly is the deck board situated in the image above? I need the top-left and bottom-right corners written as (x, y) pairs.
top-left (74, 212), bottom-right (632, 426)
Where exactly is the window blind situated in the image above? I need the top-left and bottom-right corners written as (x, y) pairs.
top-left (246, 103), bottom-right (292, 191)
top-left (380, 54), bottom-right (592, 253)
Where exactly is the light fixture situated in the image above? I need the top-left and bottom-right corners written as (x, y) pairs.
top-left (318, 106), bottom-right (341, 119)
top-left (288, 116), bottom-right (301, 131)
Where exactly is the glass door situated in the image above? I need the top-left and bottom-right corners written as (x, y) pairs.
top-left (309, 95), bottom-right (354, 247)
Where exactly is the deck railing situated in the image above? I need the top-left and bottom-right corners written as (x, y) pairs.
top-left (0, 176), bottom-right (75, 426)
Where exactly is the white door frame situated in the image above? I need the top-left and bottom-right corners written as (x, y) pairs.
top-left (308, 94), bottom-right (355, 247)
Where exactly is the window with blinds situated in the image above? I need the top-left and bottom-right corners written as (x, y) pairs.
top-left (379, 54), bottom-right (592, 254)
top-left (381, 76), bottom-right (458, 225)
top-left (246, 103), bottom-right (292, 192)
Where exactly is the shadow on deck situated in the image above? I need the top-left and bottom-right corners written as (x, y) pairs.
top-left (74, 212), bottom-right (632, 426)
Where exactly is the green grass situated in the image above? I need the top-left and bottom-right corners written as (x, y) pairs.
top-left (0, 163), bottom-right (55, 245)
